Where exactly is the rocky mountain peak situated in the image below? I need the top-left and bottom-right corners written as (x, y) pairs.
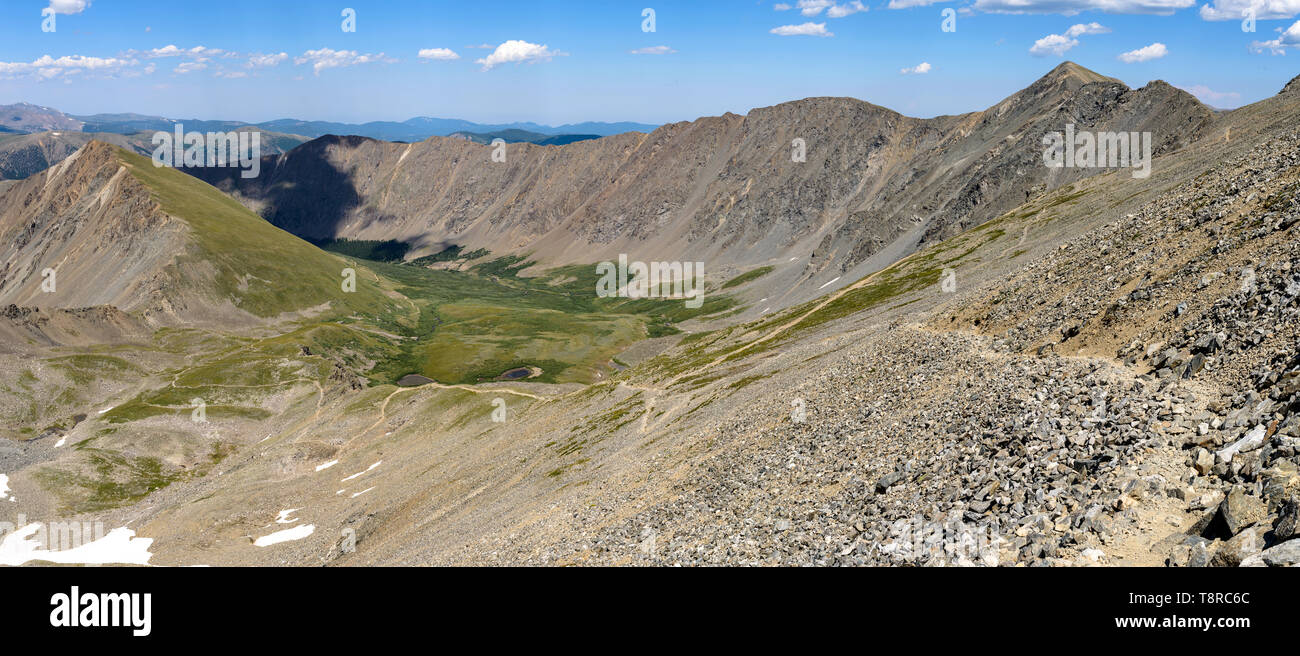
top-left (1282, 73), bottom-right (1300, 96)
top-left (1042, 61), bottom-right (1123, 88)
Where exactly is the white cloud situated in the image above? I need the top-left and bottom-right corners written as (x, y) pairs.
top-left (1030, 33), bottom-right (1080, 55)
top-left (1065, 21), bottom-right (1111, 36)
top-left (973, 0), bottom-right (1194, 14)
top-left (174, 61), bottom-right (207, 74)
top-left (294, 48), bottom-right (397, 75)
top-left (215, 71), bottom-right (248, 79)
top-left (47, 0), bottom-right (90, 15)
top-left (0, 54), bottom-right (132, 80)
top-left (887, 0), bottom-right (947, 6)
top-left (795, 0), bottom-right (835, 14)
top-left (1251, 18), bottom-right (1300, 53)
top-left (629, 45), bottom-right (678, 55)
top-left (418, 48), bottom-right (461, 61)
top-left (828, 1), bottom-right (869, 16)
top-left (1118, 42), bottom-right (1168, 62)
top-left (779, 0), bottom-right (866, 15)
top-left (474, 40), bottom-right (564, 70)
top-left (247, 52), bottom-right (288, 68)
top-left (1029, 22), bottom-right (1110, 56)
top-left (142, 44), bottom-right (225, 59)
top-left (1178, 84), bottom-right (1242, 104)
top-left (1200, 0), bottom-right (1300, 20)
top-left (147, 45), bottom-right (185, 57)
top-left (770, 22), bottom-right (835, 36)
top-left (900, 61), bottom-right (933, 74)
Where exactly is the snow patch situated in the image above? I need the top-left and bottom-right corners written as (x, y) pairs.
top-left (0, 525), bottom-right (154, 566)
top-left (341, 461), bottom-right (381, 482)
top-left (315, 460), bottom-right (339, 472)
top-left (275, 509), bottom-right (301, 524)
top-left (253, 524), bottom-right (315, 547)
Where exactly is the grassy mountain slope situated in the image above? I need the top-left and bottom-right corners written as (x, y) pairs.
top-left (115, 147), bottom-right (396, 321)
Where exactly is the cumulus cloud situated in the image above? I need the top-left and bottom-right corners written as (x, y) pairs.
top-left (214, 71), bottom-right (248, 79)
top-left (1030, 33), bottom-right (1081, 55)
top-left (0, 54), bottom-right (133, 80)
top-left (47, 0), bottom-right (90, 15)
top-left (1118, 42), bottom-right (1168, 61)
top-left (777, 0), bottom-right (866, 15)
top-left (900, 62), bottom-right (932, 74)
top-left (1251, 18), bottom-right (1300, 53)
top-left (1200, 0), bottom-right (1300, 20)
top-left (629, 45), bottom-right (678, 55)
top-left (1066, 21), bottom-right (1111, 36)
top-left (828, 1), bottom-right (869, 16)
top-left (417, 48), bottom-right (460, 61)
top-left (887, 0), bottom-right (947, 6)
top-left (295, 48), bottom-right (396, 75)
top-left (770, 22), bottom-right (834, 36)
top-left (793, 0), bottom-right (834, 14)
top-left (173, 61), bottom-right (207, 74)
top-left (1030, 22), bottom-right (1110, 56)
top-left (973, 0), bottom-right (1194, 14)
top-left (474, 40), bottom-right (564, 70)
top-left (247, 52), bottom-right (288, 68)
top-left (141, 44), bottom-right (225, 59)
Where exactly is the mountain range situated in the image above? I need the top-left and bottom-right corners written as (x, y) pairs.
top-left (188, 62), bottom-right (1215, 309)
top-left (0, 101), bottom-right (656, 142)
top-left (0, 102), bottom-right (657, 181)
top-left (2, 62), bottom-right (1300, 568)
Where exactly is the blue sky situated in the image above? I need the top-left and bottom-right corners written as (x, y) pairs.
top-left (0, 0), bottom-right (1296, 125)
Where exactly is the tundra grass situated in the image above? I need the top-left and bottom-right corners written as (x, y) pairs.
top-left (117, 148), bottom-right (397, 320)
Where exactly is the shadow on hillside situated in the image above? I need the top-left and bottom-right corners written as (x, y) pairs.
top-left (180, 134), bottom-right (387, 241)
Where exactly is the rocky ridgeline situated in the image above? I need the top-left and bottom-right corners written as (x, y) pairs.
top-left (950, 127), bottom-right (1300, 565)
top-left (508, 127), bottom-right (1300, 567)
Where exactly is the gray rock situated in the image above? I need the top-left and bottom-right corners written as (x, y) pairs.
top-left (1194, 448), bottom-right (1215, 475)
top-left (1260, 539), bottom-right (1300, 567)
top-left (1274, 499), bottom-right (1298, 540)
top-left (1220, 487), bottom-right (1268, 535)
top-left (1212, 528), bottom-right (1261, 567)
top-left (1188, 540), bottom-right (1213, 567)
top-left (1217, 424), bottom-right (1267, 463)
top-left (875, 471), bottom-right (903, 494)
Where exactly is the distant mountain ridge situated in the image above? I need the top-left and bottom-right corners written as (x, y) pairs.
top-left (1, 102), bottom-right (85, 132)
top-left (0, 127), bottom-right (309, 181)
top-left (0, 102), bottom-right (658, 142)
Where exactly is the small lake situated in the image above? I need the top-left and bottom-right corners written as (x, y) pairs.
top-left (498, 367), bottom-right (532, 380)
top-left (397, 374), bottom-right (435, 387)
